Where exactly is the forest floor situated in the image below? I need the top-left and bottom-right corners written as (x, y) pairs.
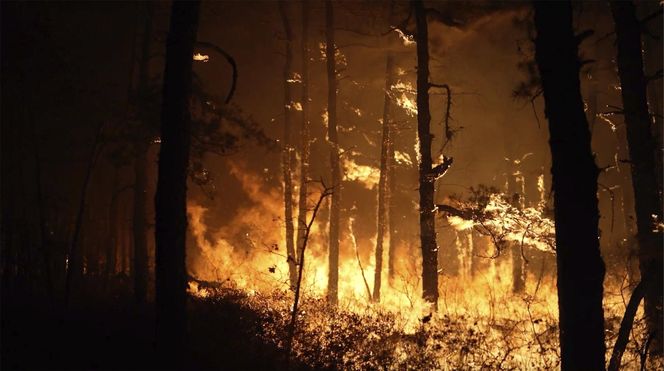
top-left (2, 280), bottom-right (661, 370)
top-left (1, 282), bottom-right (291, 370)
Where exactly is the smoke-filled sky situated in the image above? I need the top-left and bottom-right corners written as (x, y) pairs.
top-left (4, 1), bottom-right (658, 275)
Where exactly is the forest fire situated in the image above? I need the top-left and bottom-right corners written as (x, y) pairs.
top-left (2, 0), bottom-right (662, 370)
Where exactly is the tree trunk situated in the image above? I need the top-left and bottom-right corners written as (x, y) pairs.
top-left (325, 0), bottom-right (340, 305)
top-left (277, 0), bottom-right (297, 289)
top-left (373, 51), bottom-right (395, 302)
top-left (640, 1), bottom-right (663, 201)
top-left (505, 156), bottom-right (525, 293)
top-left (387, 112), bottom-right (399, 285)
top-left (533, 2), bottom-right (606, 369)
top-left (609, 0), bottom-right (663, 354)
top-left (155, 0), bottom-right (200, 366)
top-left (413, 0), bottom-right (438, 307)
top-left (296, 0), bottom-right (311, 281)
top-left (65, 123), bottom-right (103, 307)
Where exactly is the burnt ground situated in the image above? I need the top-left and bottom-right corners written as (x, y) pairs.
top-left (1, 282), bottom-right (297, 371)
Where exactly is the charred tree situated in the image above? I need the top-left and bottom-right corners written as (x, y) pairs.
top-left (413, 0), bottom-right (439, 306)
top-left (374, 2), bottom-right (396, 302)
top-left (326, 0), bottom-right (340, 305)
top-left (278, 0), bottom-right (297, 289)
top-left (296, 0), bottom-right (311, 279)
top-left (533, 1), bottom-right (606, 369)
top-left (154, 0), bottom-right (200, 365)
top-left (610, 0), bottom-right (663, 353)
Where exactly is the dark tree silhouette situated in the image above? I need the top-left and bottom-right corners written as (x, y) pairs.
top-left (413, 0), bottom-right (439, 306)
top-left (296, 0), bottom-right (311, 282)
top-left (533, 1), bottom-right (606, 369)
top-left (326, 0), bottom-right (340, 305)
top-left (609, 0), bottom-right (663, 353)
top-left (154, 0), bottom-right (200, 366)
top-left (277, 0), bottom-right (297, 289)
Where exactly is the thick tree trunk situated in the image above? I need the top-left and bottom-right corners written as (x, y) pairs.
top-left (277, 0), bottom-right (297, 289)
top-left (609, 0), bottom-right (663, 354)
top-left (326, 0), bottom-right (340, 305)
top-left (296, 0), bottom-right (311, 279)
top-left (413, 0), bottom-right (439, 307)
top-left (640, 1), bottom-right (663, 201)
top-left (374, 51), bottom-right (395, 302)
top-left (533, 2), bottom-right (606, 369)
top-left (154, 0), bottom-right (200, 366)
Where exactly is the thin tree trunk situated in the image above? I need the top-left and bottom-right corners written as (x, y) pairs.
top-left (296, 0), bottom-right (311, 285)
top-left (155, 1), bottom-right (200, 366)
top-left (374, 49), bottom-right (395, 302)
top-left (65, 122), bottom-right (104, 307)
top-left (413, 0), bottom-right (438, 307)
top-left (326, 0), bottom-right (340, 305)
top-left (610, 1), bottom-right (664, 354)
top-left (505, 157), bottom-right (525, 293)
top-left (608, 277), bottom-right (647, 371)
top-left (387, 113), bottom-right (398, 285)
top-left (533, 2), bottom-right (606, 369)
top-left (277, 0), bottom-right (297, 289)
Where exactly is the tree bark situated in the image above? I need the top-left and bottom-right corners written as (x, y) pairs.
top-left (610, 0), bottom-right (663, 353)
top-left (533, 2), bottom-right (606, 369)
top-left (326, 0), bottom-right (340, 305)
top-left (277, 0), bottom-right (297, 290)
top-left (155, 0), bottom-right (200, 366)
top-left (413, 0), bottom-right (439, 307)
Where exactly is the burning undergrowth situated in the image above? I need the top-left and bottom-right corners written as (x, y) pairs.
top-left (185, 165), bottom-right (658, 369)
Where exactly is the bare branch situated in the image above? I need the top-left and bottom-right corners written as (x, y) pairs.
top-left (195, 41), bottom-right (238, 104)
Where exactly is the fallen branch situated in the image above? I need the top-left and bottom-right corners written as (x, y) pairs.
top-left (195, 41), bottom-right (238, 104)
